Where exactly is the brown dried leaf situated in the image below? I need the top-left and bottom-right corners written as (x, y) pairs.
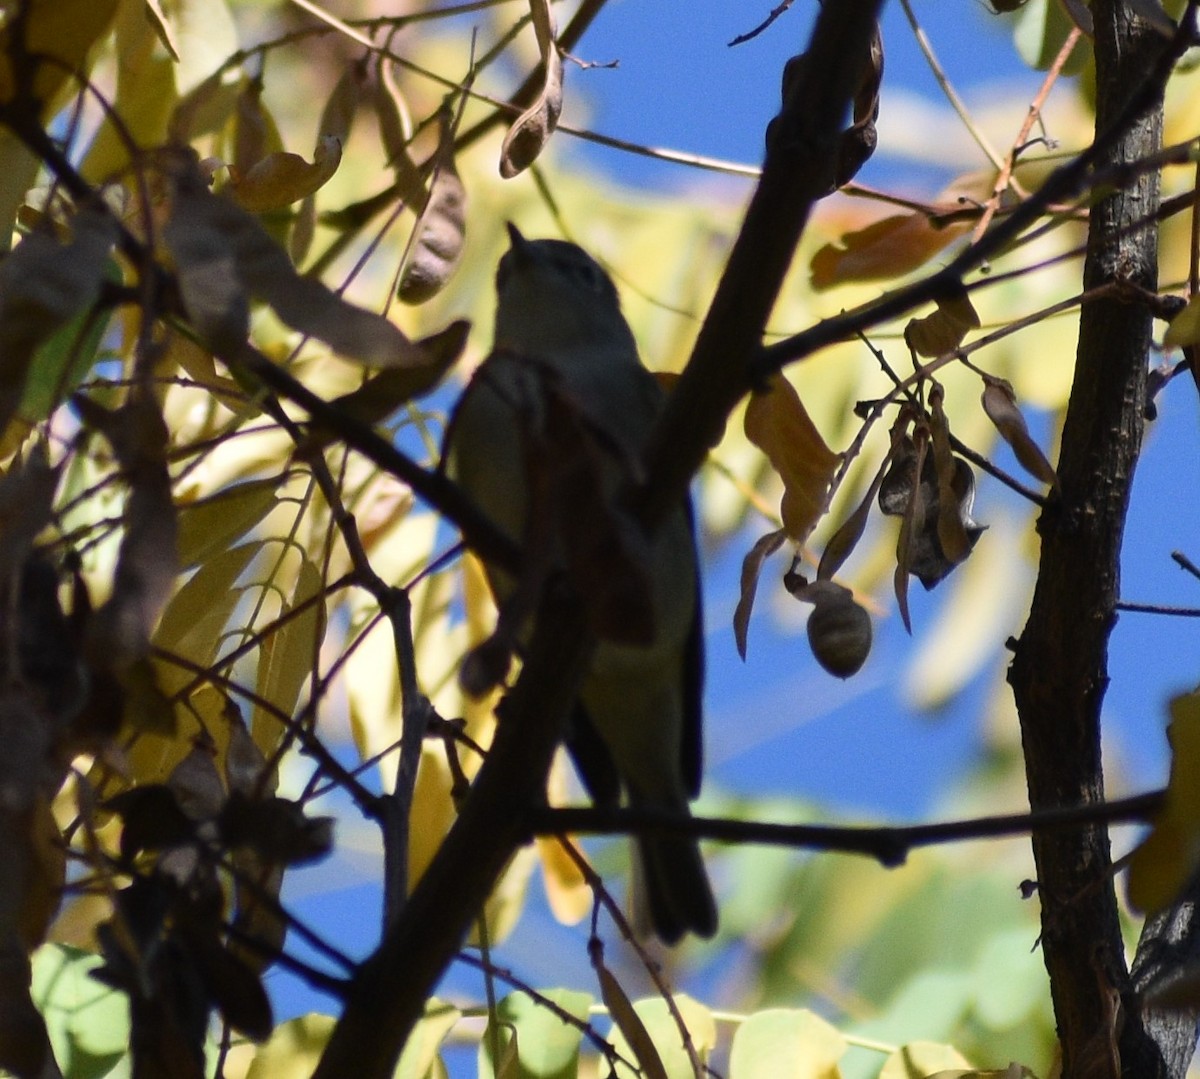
top-left (231, 136), bottom-right (343, 213)
top-left (929, 385), bottom-right (972, 566)
top-left (0, 210), bottom-right (116, 433)
top-left (163, 156), bottom-right (426, 367)
top-left (816, 435), bottom-right (898, 582)
top-left (811, 212), bottom-right (971, 290)
top-left (893, 432), bottom-right (929, 633)
top-left (744, 374), bottom-right (840, 543)
top-left (981, 378), bottom-right (1059, 489)
top-left (79, 395), bottom-right (179, 669)
top-left (733, 529), bottom-right (787, 660)
top-left (904, 287), bottom-right (980, 358)
top-left (879, 433), bottom-right (984, 593)
top-left (499, 0), bottom-right (563, 178)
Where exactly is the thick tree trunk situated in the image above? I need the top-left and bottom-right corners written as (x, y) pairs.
top-left (1008, 3), bottom-right (1171, 1076)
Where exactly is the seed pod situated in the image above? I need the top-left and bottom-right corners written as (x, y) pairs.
top-left (807, 595), bottom-right (872, 679)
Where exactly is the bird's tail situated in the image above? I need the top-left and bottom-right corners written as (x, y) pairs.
top-left (632, 825), bottom-right (717, 945)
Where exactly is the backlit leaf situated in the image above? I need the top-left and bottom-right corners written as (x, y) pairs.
top-left (597, 963), bottom-right (667, 1079)
top-left (728, 1008), bottom-right (846, 1079)
top-left (175, 478), bottom-right (280, 570)
top-left (1128, 692), bottom-right (1200, 912)
top-left (231, 136), bottom-right (343, 213)
top-left (744, 374), bottom-right (840, 543)
top-left (252, 558), bottom-right (326, 743)
top-left (811, 211), bottom-right (971, 290)
top-left (879, 1041), bottom-right (973, 1078)
top-left (478, 990), bottom-right (592, 1079)
top-left (0, 0), bottom-right (119, 111)
top-left (905, 289), bottom-right (980, 359)
top-left (1163, 293), bottom-right (1200, 350)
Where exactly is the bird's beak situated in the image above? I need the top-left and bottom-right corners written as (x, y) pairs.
top-left (505, 222), bottom-right (532, 258)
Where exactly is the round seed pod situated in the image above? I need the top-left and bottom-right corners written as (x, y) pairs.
top-left (807, 595), bottom-right (872, 678)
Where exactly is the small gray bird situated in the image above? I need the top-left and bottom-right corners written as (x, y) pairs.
top-left (443, 225), bottom-right (716, 943)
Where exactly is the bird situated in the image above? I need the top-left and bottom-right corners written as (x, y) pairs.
top-left (442, 224), bottom-right (717, 943)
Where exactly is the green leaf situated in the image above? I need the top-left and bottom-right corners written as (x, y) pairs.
top-left (32, 944), bottom-right (129, 1078)
top-left (729, 1008), bottom-right (845, 1079)
top-left (478, 990), bottom-right (592, 1079)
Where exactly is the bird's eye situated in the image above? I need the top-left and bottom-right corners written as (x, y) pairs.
top-left (562, 256), bottom-right (614, 298)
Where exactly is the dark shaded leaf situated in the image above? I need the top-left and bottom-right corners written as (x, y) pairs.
top-left (733, 529), bottom-right (787, 660)
top-left (162, 152), bottom-right (427, 367)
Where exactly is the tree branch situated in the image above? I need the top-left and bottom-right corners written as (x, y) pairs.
top-left (1006, 4), bottom-right (1183, 1077)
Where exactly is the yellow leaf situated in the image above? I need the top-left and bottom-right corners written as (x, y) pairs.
top-left (879, 1041), bottom-right (973, 1078)
top-left (394, 1000), bottom-right (460, 1079)
top-left (232, 137), bottom-right (344, 212)
top-left (245, 1013), bottom-right (335, 1079)
top-left (744, 374), bottom-right (840, 543)
top-left (1128, 692), bottom-right (1200, 912)
top-left (537, 753), bottom-right (591, 925)
top-left (252, 558), bottom-right (326, 749)
top-left (176, 478), bottom-right (280, 569)
top-left (81, 0), bottom-right (178, 180)
top-left (1164, 293), bottom-right (1200, 350)
top-left (0, 0), bottom-right (118, 111)
top-left (905, 289), bottom-right (981, 359)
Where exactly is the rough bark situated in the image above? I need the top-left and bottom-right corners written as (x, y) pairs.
top-left (1008, 3), bottom-right (1172, 1076)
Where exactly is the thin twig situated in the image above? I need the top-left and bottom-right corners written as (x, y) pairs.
top-left (972, 26), bottom-right (1082, 244)
top-left (530, 790), bottom-right (1166, 866)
